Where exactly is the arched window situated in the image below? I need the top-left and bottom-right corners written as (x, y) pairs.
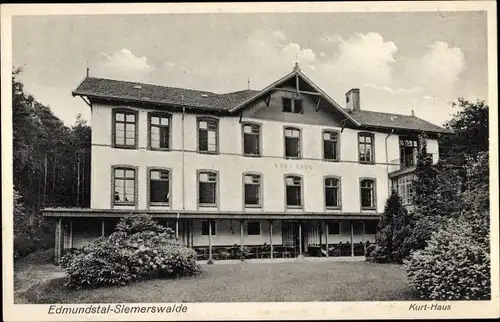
top-left (323, 131), bottom-right (340, 161)
top-left (360, 179), bottom-right (376, 209)
top-left (285, 175), bottom-right (302, 208)
top-left (197, 118), bottom-right (219, 153)
top-left (112, 167), bottom-right (136, 205)
top-left (113, 109), bottom-right (138, 149)
top-left (358, 132), bottom-right (374, 163)
top-left (198, 171), bottom-right (218, 206)
top-left (242, 123), bottom-right (261, 156)
top-left (149, 113), bottom-right (171, 150)
top-left (243, 173), bottom-right (262, 207)
top-left (284, 127), bottom-right (301, 158)
top-left (324, 177), bottom-right (341, 208)
top-left (149, 169), bottom-right (170, 206)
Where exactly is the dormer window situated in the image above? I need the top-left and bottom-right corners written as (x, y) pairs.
top-left (282, 98), bottom-right (303, 114)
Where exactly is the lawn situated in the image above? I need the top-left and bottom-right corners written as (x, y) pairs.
top-left (23, 260), bottom-right (417, 303)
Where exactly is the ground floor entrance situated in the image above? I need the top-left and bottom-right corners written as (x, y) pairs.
top-left (52, 216), bottom-right (379, 263)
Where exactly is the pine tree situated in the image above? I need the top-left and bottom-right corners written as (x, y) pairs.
top-left (413, 133), bottom-right (438, 216)
top-left (368, 190), bottom-right (407, 263)
top-left (399, 133), bottom-right (443, 257)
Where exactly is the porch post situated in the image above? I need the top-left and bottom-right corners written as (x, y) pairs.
top-left (190, 219), bottom-right (194, 247)
top-left (325, 220), bottom-right (329, 258)
top-left (362, 221), bottom-right (366, 254)
top-left (208, 220), bottom-right (213, 261)
top-left (269, 220), bottom-right (274, 259)
top-left (54, 218), bottom-right (63, 264)
top-left (298, 221), bottom-right (303, 256)
top-left (69, 220), bottom-right (73, 249)
top-left (240, 220), bottom-right (245, 260)
top-left (175, 214), bottom-right (179, 240)
top-left (101, 220), bottom-right (105, 237)
top-left (350, 220), bottom-right (354, 257)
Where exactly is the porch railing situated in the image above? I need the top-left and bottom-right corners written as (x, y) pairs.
top-left (389, 153), bottom-right (438, 173)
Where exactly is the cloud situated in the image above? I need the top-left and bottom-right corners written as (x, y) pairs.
top-left (318, 32), bottom-right (398, 87)
top-left (94, 48), bottom-right (156, 81)
top-left (321, 34), bottom-right (345, 46)
top-left (281, 42), bottom-right (317, 64)
top-left (364, 83), bottom-right (422, 96)
top-left (405, 41), bottom-right (466, 92)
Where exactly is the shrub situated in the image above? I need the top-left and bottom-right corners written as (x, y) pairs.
top-left (403, 215), bottom-right (490, 300)
top-left (13, 190), bottom-right (55, 259)
top-left (367, 245), bottom-right (392, 263)
top-left (61, 215), bottom-right (201, 289)
top-left (115, 214), bottom-right (169, 235)
top-left (364, 244), bottom-right (376, 258)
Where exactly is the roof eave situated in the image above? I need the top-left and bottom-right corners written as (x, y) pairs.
top-left (73, 93), bottom-right (231, 113)
top-left (359, 123), bottom-right (451, 134)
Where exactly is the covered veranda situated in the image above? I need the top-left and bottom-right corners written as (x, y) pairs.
top-left (42, 209), bottom-right (380, 263)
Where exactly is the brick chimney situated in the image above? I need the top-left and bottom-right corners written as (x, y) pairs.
top-left (345, 88), bottom-right (360, 111)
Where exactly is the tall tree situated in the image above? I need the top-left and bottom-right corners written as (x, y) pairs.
top-left (12, 67), bottom-right (91, 257)
top-left (367, 190), bottom-right (407, 263)
top-left (439, 98), bottom-right (488, 163)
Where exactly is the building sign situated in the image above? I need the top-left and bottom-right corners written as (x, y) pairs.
top-left (273, 163), bottom-right (313, 170)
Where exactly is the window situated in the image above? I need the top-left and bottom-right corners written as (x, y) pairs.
top-left (113, 167), bottom-right (135, 205)
top-left (244, 174), bottom-right (261, 207)
top-left (198, 118), bottom-right (218, 153)
top-left (285, 175), bottom-right (302, 208)
top-left (282, 98), bottom-right (303, 113)
top-left (365, 220), bottom-right (378, 234)
top-left (198, 171), bottom-right (217, 206)
top-left (323, 131), bottom-right (339, 161)
top-left (399, 136), bottom-right (419, 168)
top-left (149, 114), bottom-right (171, 150)
top-left (325, 177), bottom-right (340, 208)
top-left (201, 220), bottom-right (216, 236)
top-left (242, 123), bottom-right (260, 156)
top-left (327, 221), bottom-right (340, 234)
top-left (149, 170), bottom-right (170, 206)
top-left (113, 110), bottom-right (137, 148)
top-left (358, 133), bottom-right (374, 163)
top-left (284, 127), bottom-right (301, 158)
top-left (360, 179), bottom-right (376, 209)
top-left (393, 174), bottom-right (415, 205)
top-left (247, 221), bottom-right (261, 236)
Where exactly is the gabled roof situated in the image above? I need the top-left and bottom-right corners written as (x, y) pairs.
top-left (228, 69), bottom-right (361, 126)
top-left (72, 72), bottom-right (450, 134)
top-left (348, 110), bottom-right (451, 134)
top-left (72, 77), bottom-right (258, 111)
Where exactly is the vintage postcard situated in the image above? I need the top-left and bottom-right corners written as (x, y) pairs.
top-left (1, 1), bottom-right (498, 321)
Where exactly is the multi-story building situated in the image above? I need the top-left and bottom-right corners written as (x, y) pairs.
top-left (43, 63), bottom-right (449, 262)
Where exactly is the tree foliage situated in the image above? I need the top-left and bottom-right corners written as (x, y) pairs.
top-left (12, 67), bottom-right (91, 257)
top-left (404, 153), bottom-right (490, 300)
top-left (366, 190), bottom-right (409, 263)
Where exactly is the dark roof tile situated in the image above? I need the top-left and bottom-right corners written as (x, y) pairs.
top-left (73, 77), bottom-right (450, 134)
top-left (349, 109), bottom-right (450, 133)
top-left (73, 77), bottom-right (259, 111)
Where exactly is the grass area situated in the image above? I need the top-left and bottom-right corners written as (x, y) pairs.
top-left (14, 255), bottom-right (64, 304)
top-left (23, 260), bottom-right (417, 303)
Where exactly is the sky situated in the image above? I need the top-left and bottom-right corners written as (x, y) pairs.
top-left (12, 11), bottom-right (488, 126)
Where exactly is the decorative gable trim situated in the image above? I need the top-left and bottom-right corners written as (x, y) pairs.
top-left (229, 70), bottom-right (361, 126)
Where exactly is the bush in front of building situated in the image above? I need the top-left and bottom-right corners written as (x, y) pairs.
top-left (60, 214), bottom-right (201, 289)
top-left (403, 213), bottom-right (490, 300)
